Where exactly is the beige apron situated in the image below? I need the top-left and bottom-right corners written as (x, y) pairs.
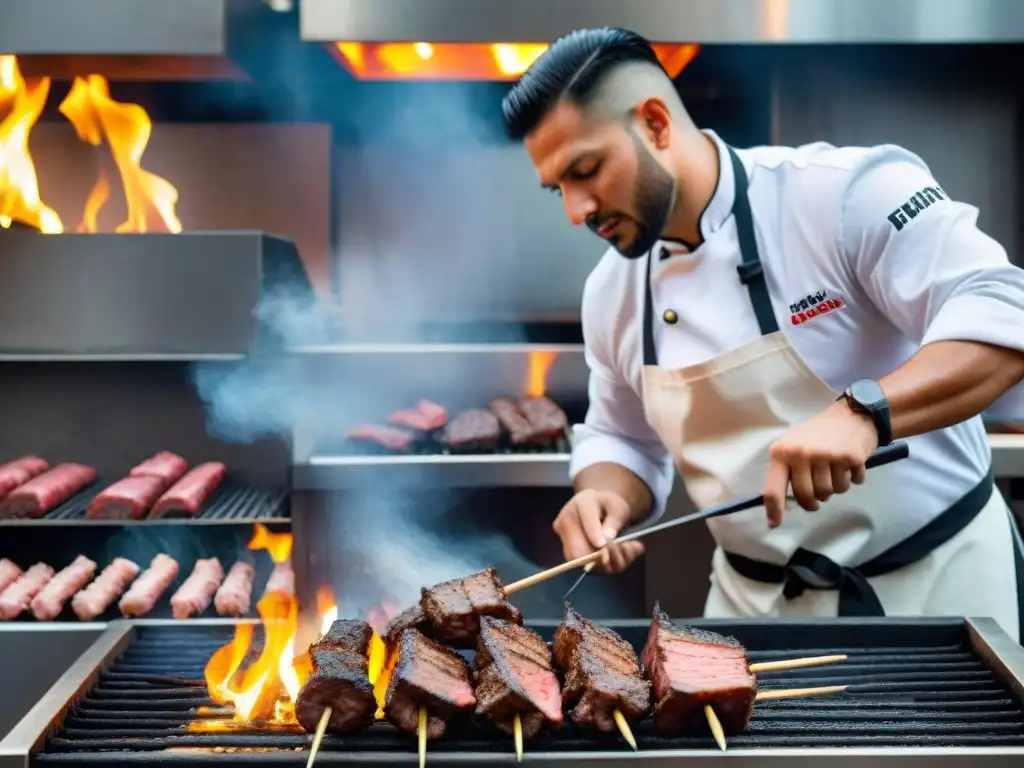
top-left (639, 146), bottom-right (1022, 642)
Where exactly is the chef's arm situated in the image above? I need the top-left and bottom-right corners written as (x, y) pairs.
top-left (841, 150), bottom-right (1024, 435)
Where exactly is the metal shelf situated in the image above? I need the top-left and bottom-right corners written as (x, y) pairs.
top-left (990, 434), bottom-right (1024, 479)
top-left (293, 452), bottom-right (572, 489)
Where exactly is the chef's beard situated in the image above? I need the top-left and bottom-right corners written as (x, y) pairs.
top-left (598, 132), bottom-right (677, 261)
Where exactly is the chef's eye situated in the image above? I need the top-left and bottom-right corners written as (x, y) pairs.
top-left (573, 161), bottom-right (602, 179)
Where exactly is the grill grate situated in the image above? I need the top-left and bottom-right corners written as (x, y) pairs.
top-left (29, 620), bottom-right (1024, 765)
top-left (0, 482), bottom-right (289, 525)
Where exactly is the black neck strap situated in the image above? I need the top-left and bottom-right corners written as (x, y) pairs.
top-left (642, 145), bottom-right (780, 367)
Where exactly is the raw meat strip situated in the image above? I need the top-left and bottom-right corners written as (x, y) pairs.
top-left (150, 462), bottom-right (226, 518)
top-left (0, 456), bottom-right (49, 499)
top-left (214, 560), bottom-right (255, 616)
top-left (119, 554), bottom-right (179, 617)
top-left (0, 563), bottom-right (55, 619)
top-left (72, 558), bottom-right (140, 620)
top-left (31, 555), bottom-right (98, 620)
top-left (129, 451), bottom-right (189, 485)
top-left (86, 475), bottom-right (168, 520)
top-left (0, 463), bottom-right (97, 519)
top-left (170, 557), bottom-right (224, 619)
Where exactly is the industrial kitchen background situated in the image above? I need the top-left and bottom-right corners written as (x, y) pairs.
top-left (0, 0), bottom-right (1023, 757)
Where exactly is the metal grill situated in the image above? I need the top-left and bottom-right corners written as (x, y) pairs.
top-left (0, 483), bottom-right (289, 525)
top-left (4, 618), bottom-right (1024, 767)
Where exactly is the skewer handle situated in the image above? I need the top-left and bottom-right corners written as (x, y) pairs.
top-left (418, 706), bottom-right (427, 768)
top-left (306, 706), bottom-right (331, 768)
top-left (755, 685), bottom-right (848, 701)
top-left (749, 654), bottom-right (848, 674)
top-left (505, 550), bottom-right (604, 594)
top-left (704, 705), bottom-right (727, 751)
top-left (612, 709), bottom-right (637, 751)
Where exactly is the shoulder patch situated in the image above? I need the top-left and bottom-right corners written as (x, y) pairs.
top-left (887, 185), bottom-right (947, 232)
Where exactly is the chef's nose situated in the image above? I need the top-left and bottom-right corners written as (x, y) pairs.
top-left (564, 188), bottom-right (597, 227)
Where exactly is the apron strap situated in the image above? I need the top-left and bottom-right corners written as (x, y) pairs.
top-left (724, 469), bottom-right (996, 616)
top-left (641, 145), bottom-right (777, 367)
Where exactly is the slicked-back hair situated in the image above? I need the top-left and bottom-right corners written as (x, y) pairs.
top-left (501, 28), bottom-right (665, 141)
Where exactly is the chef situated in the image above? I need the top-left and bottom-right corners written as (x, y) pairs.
top-left (501, 27), bottom-right (1024, 640)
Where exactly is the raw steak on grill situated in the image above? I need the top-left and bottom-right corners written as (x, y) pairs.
top-left (0, 456), bottom-right (49, 500)
top-left (296, 619), bottom-right (379, 734)
top-left (86, 475), bottom-right (168, 520)
top-left (344, 424), bottom-right (417, 453)
top-left (150, 462), bottom-right (226, 518)
top-left (384, 628), bottom-right (476, 739)
top-left (384, 603), bottom-right (432, 647)
top-left (552, 602), bottom-right (651, 732)
top-left (129, 451), bottom-right (189, 485)
top-left (437, 408), bottom-right (501, 452)
top-left (474, 616), bottom-right (562, 738)
top-left (640, 602), bottom-right (757, 735)
top-left (389, 400), bottom-right (448, 432)
top-left (420, 567), bottom-right (522, 646)
top-left (0, 463), bottom-right (97, 519)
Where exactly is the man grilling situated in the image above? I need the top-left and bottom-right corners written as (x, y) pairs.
top-left (500, 28), bottom-right (1024, 640)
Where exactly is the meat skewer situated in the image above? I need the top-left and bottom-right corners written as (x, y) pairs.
top-left (0, 563), bottom-right (55, 619)
top-left (30, 555), bottom-right (97, 620)
top-left (419, 567), bottom-right (522, 646)
top-left (170, 557), bottom-right (224, 619)
top-left (119, 554), bottom-right (179, 617)
top-left (214, 560), bottom-right (255, 617)
top-left (72, 558), bottom-right (140, 620)
top-left (553, 602), bottom-right (648, 749)
top-left (296, 620), bottom-right (380, 735)
top-left (474, 616), bottom-right (562, 761)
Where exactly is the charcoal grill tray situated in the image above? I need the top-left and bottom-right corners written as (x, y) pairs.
top-left (1, 617), bottom-right (1023, 767)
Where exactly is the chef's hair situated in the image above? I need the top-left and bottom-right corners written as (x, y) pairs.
top-left (501, 27), bottom-right (679, 140)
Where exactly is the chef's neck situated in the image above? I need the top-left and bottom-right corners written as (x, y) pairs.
top-left (659, 130), bottom-right (720, 248)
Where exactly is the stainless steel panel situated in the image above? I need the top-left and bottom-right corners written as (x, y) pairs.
top-left (0, 0), bottom-right (226, 55)
top-left (0, 232), bottom-right (309, 357)
top-left (991, 435), bottom-right (1024, 479)
top-left (301, 0), bottom-right (1024, 44)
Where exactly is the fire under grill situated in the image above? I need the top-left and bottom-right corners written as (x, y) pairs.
top-left (3, 618), bottom-right (1024, 767)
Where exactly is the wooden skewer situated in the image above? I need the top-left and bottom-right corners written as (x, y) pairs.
top-left (612, 709), bottom-right (637, 750)
top-left (703, 705), bottom-right (726, 751)
top-left (513, 713), bottom-right (523, 762)
top-left (306, 706), bottom-right (331, 768)
top-left (417, 705), bottom-right (427, 768)
top-left (749, 654), bottom-right (848, 674)
top-left (505, 551), bottom-right (603, 594)
top-left (755, 685), bottom-right (848, 702)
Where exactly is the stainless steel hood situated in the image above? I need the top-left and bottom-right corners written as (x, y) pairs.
top-left (301, 0), bottom-right (1024, 44)
top-left (0, 0), bottom-right (226, 55)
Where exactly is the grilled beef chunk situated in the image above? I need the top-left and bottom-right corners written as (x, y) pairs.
top-left (344, 424), bottom-right (416, 453)
top-left (438, 409), bottom-right (501, 452)
top-left (517, 396), bottom-right (568, 443)
top-left (384, 628), bottom-right (476, 739)
top-left (640, 602), bottom-right (757, 735)
top-left (389, 400), bottom-right (448, 432)
top-left (552, 602), bottom-right (651, 732)
top-left (490, 398), bottom-right (537, 445)
top-left (421, 567), bottom-right (522, 646)
top-left (384, 603), bottom-right (432, 647)
top-left (296, 620), bottom-right (377, 734)
top-left (474, 616), bottom-right (562, 738)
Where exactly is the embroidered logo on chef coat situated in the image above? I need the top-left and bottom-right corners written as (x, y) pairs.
top-left (789, 290), bottom-right (846, 326)
top-left (887, 185), bottom-right (947, 232)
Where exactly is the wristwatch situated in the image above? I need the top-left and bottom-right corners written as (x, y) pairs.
top-left (842, 379), bottom-right (893, 447)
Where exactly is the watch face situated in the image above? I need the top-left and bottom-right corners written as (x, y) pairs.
top-left (850, 379), bottom-right (884, 408)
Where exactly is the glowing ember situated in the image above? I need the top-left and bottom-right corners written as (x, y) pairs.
top-left (0, 55), bottom-right (62, 233)
top-left (58, 74), bottom-right (181, 234)
top-left (525, 351), bottom-right (558, 397)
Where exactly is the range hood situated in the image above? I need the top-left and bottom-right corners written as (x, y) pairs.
top-left (302, 0), bottom-right (1024, 45)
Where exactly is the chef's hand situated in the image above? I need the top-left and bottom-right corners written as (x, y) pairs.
top-left (763, 400), bottom-right (879, 528)
top-left (552, 489), bottom-right (645, 574)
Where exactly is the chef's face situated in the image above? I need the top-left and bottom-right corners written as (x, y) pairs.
top-left (525, 99), bottom-right (677, 260)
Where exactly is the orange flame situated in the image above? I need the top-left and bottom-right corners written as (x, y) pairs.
top-left (525, 351), bottom-right (558, 398)
top-left (58, 74), bottom-right (181, 234)
top-left (0, 55), bottom-right (62, 233)
top-left (248, 523), bottom-right (293, 564)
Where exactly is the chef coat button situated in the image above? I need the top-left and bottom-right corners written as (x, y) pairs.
top-left (663, 309), bottom-right (678, 325)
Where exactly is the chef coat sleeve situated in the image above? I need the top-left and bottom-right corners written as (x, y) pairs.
top-left (570, 298), bottom-right (675, 524)
top-left (840, 148), bottom-right (1024, 416)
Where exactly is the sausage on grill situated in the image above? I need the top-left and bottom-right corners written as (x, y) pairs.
top-left (150, 462), bottom-right (226, 518)
top-left (170, 557), bottom-right (224, 619)
top-left (31, 555), bottom-right (98, 621)
top-left (119, 554), bottom-right (179, 617)
top-left (129, 451), bottom-right (189, 485)
top-left (72, 558), bottom-right (140, 620)
top-left (0, 563), bottom-right (56, 619)
top-left (214, 560), bottom-right (255, 617)
top-left (263, 560), bottom-right (295, 597)
top-left (0, 463), bottom-right (97, 519)
top-left (86, 475), bottom-right (168, 520)
top-left (0, 559), bottom-right (23, 595)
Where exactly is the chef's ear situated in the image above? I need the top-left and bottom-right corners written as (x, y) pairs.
top-left (635, 98), bottom-right (672, 149)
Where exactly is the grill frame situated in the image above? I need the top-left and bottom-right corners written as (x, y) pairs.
top-left (2, 617), bottom-right (1024, 768)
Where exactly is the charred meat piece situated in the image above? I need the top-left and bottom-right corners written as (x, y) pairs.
top-left (640, 602), bottom-right (757, 735)
top-left (474, 616), bottom-right (562, 739)
top-left (438, 409), bottom-right (501, 452)
top-left (384, 603), bottom-right (432, 647)
top-left (552, 602), bottom-right (651, 732)
top-left (384, 628), bottom-right (476, 740)
top-left (420, 567), bottom-right (522, 646)
top-left (517, 396), bottom-right (568, 443)
top-left (389, 400), bottom-right (448, 432)
top-left (296, 619), bottom-right (378, 734)
top-left (490, 399), bottom-right (537, 445)
top-left (344, 424), bottom-right (417, 453)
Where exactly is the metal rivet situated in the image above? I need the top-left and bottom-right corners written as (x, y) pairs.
top-left (663, 309), bottom-right (678, 325)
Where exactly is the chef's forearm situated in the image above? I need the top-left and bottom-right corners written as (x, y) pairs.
top-left (879, 340), bottom-right (1024, 439)
top-left (573, 462), bottom-right (654, 524)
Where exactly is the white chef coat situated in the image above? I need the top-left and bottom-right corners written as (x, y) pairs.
top-left (571, 130), bottom-right (1024, 536)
